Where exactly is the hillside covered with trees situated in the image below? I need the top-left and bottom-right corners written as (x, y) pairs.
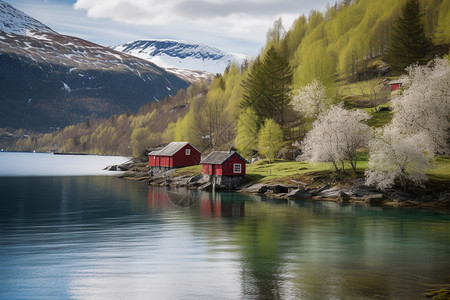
top-left (7, 0), bottom-right (450, 190)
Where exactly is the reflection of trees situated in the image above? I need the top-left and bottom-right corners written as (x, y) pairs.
top-left (233, 202), bottom-right (308, 299)
top-left (145, 186), bottom-right (450, 299)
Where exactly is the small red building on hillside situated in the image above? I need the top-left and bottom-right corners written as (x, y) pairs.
top-left (148, 142), bottom-right (201, 169)
top-left (389, 79), bottom-right (405, 91)
top-left (201, 151), bottom-right (248, 176)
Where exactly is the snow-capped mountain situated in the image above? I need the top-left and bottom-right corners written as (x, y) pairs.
top-left (0, 0), bottom-right (56, 35)
top-left (0, 0), bottom-right (188, 131)
top-left (114, 40), bottom-right (247, 81)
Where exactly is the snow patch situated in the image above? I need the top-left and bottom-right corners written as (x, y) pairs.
top-left (61, 81), bottom-right (71, 92)
top-left (113, 39), bottom-right (249, 75)
top-left (0, 1), bottom-right (56, 36)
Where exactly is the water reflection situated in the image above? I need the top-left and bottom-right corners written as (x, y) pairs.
top-left (0, 177), bottom-right (449, 299)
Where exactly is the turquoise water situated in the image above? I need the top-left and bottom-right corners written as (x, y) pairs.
top-left (0, 154), bottom-right (449, 299)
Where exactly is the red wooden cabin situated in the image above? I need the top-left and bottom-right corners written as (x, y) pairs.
top-left (148, 142), bottom-right (201, 168)
top-left (389, 79), bottom-right (404, 91)
top-left (201, 151), bottom-right (248, 176)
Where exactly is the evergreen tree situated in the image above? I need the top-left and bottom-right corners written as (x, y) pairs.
top-left (241, 57), bottom-right (268, 126)
top-left (241, 46), bottom-right (292, 130)
top-left (385, 0), bottom-right (432, 74)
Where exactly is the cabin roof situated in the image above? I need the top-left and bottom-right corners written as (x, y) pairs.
top-left (389, 79), bottom-right (406, 85)
top-left (148, 150), bottom-right (160, 156)
top-left (200, 151), bottom-right (248, 165)
top-left (150, 142), bottom-right (199, 157)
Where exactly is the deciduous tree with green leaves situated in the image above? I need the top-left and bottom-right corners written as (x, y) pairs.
top-left (258, 118), bottom-right (284, 163)
top-left (235, 107), bottom-right (259, 159)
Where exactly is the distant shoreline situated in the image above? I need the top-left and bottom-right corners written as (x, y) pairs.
top-left (52, 152), bottom-right (90, 155)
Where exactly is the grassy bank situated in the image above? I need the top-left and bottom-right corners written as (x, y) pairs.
top-left (171, 156), bottom-right (450, 191)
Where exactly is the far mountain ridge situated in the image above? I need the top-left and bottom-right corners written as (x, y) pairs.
top-left (0, 0), bottom-right (56, 35)
top-left (114, 39), bottom-right (248, 81)
top-left (0, 0), bottom-right (189, 132)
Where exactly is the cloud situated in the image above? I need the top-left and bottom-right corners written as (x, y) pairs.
top-left (6, 0), bottom-right (329, 56)
top-left (71, 0), bottom-right (325, 54)
top-left (73, 0), bottom-right (313, 28)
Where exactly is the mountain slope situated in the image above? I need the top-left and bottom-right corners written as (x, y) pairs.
top-left (114, 39), bottom-right (247, 80)
top-left (0, 0), bottom-right (56, 35)
top-left (0, 1), bottom-right (189, 131)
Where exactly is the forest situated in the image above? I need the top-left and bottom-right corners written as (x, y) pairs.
top-left (9, 0), bottom-right (450, 190)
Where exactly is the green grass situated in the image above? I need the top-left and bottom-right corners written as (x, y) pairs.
top-left (170, 155), bottom-right (449, 191)
top-left (367, 109), bottom-right (393, 127)
top-left (246, 159), bottom-right (360, 185)
top-left (247, 159), bottom-right (325, 177)
top-left (246, 155), bottom-right (449, 189)
top-left (171, 165), bottom-right (202, 177)
top-left (426, 156), bottom-right (450, 191)
top-left (336, 79), bottom-right (394, 128)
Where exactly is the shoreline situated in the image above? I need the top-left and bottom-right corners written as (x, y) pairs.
top-left (112, 160), bottom-right (450, 211)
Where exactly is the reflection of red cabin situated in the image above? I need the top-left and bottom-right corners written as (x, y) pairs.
top-left (148, 142), bottom-right (201, 168)
top-left (201, 151), bottom-right (248, 176)
top-left (148, 188), bottom-right (171, 209)
top-left (201, 195), bottom-right (245, 218)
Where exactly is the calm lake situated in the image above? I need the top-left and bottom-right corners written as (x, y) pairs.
top-left (0, 153), bottom-right (449, 299)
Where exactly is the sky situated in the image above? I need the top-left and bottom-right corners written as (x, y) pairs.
top-left (4, 0), bottom-right (330, 56)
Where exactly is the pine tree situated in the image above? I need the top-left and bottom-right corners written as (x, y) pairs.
top-left (241, 46), bottom-right (292, 130)
top-left (385, 0), bottom-right (432, 74)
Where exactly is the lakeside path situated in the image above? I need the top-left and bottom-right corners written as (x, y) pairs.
top-left (112, 159), bottom-right (450, 210)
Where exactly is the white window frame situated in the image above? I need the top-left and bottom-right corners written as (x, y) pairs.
top-left (233, 163), bottom-right (241, 174)
top-left (185, 148), bottom-right (191, 155)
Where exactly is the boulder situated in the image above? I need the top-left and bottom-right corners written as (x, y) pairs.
top-left (283, 188), bottom-right (311, 199)
top-left (314, 184), bottom-right (331, 195)
top-left (259, 184), bottom-right (297, 194)
top-left (353, 187), bottom-right (370, 197)
top-left (104, 165), bottom-right (118, 171)
top-left (198, 182), bottom-right (213, 191)
top-left (362, 193), bottom-right (385, 205)
top-left (117, 162), bottom-right (134, 171)
top-left (188, 174), bottom-right (205, 184)
top-left (239, 183), bottom-right (266, 194)
top-left (316, 187), bottom-right (341, 198)
top-left (338, 191), bottom-right (350, 203)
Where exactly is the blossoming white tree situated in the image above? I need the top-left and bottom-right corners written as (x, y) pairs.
top-left (299, 104), bottom-right (372, 172)
top-left (365, 127), bottom-right (431, 189)
top-left (390, 58), bottom-right (450, 155)
top-left (365, 58), bottom-right (450, 189)
top-left (291, 80), bottom-right (330, 119)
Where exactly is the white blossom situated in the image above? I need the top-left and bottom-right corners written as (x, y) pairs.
top-left (391, 58), bottom-right (450, 155)
top-left (365, 58), bottom-right (450, 189)
top-left (299, 103), bottom-right (372, 171)
top-left (291, 80), bottom-right (330, 119)
top-left (365, 126), bottom-right (431, 189)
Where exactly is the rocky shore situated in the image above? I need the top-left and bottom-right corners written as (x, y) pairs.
top-left (108, 160), bottom-right (450, 210)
